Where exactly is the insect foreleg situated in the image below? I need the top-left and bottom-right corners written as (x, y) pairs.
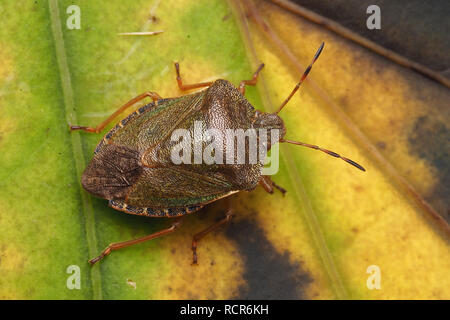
top-left (70, 91), bottom-right (162, 134)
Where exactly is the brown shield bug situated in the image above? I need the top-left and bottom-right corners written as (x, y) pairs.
top-left (70, 42), bottom-right (365, 265)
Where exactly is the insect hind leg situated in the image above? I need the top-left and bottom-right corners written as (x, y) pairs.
top-left (89, 218), bottom-right (183, 265)
top-left (191, 209), bottom-right (233, 265)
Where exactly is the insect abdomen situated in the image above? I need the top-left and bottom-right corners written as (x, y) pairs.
top-left (109, 199), bottom-right (203, 217)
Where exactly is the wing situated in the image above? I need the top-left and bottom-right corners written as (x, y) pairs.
top-left (95, 92), bottom-right (206, 155)
top-left (124, 166), bottom-right (239, 208)
top-left (83, 142), bottom-right (238, 208)
top-left (81, 144), bottom-right (143, 200)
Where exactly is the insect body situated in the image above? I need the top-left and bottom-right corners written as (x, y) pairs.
top-left (83, 79), bottom-right (284, 216)
top-left (71, 43), bottom-right (364, 265)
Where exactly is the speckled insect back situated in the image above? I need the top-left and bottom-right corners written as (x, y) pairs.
top-left (70, 42), bottom-right (365, 265)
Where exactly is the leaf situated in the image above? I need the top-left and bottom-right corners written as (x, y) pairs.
top-left (232, 0), bottom-right (450, 299)
top-left (0, 0), bottom-right (448, 300)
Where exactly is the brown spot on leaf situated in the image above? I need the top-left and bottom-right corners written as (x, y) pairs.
top-left (226, 218), bottom-right (311, 299)
top-left (377, 141), bottom-right (387, 150)
top-left (409, 116), bottom-right (450, 222)
top-left (222, 13), bottom-right (231, 21)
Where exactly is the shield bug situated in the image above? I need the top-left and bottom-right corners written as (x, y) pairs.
top-left (70, 42), bottom-right (365, 265)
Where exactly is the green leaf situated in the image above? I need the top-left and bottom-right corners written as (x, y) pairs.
top-left (0, 0), bottom-right (448, 300)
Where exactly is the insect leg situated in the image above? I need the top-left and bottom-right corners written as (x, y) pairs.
top-left (88, 218), bottom-right (182, 265)
top-left (259, 175), bottom-right (287, 196)
top-left (238, 63), bottom-right (264, 95)
top-left (174, 62), bottom-right (213, 91)
top-left (70, 91), bottom-right (162, 134)
top-left (191, 209), bottom-right (233, 265)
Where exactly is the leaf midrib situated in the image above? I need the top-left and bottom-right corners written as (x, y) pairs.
top-left (228, 0), bottom-right (348, 299)
top-left (48, 0), bottom-right (102, 300)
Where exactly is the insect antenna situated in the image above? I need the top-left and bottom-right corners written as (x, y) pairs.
top-left (280, 139), bottom-right (366, 171)
top-left (275, 42), bottom-right (324, 114)
top-left (273, 42), bottom-right (364, 172)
